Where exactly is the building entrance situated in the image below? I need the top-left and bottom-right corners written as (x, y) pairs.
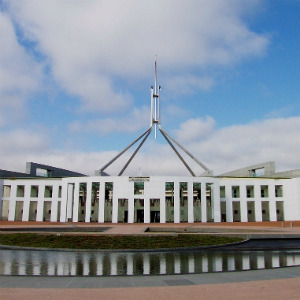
top-left (124, 211), bottom-right (128, 223)
top-left (151, 211), bottom-right (160, 223)
top-left (136, 209), bottom-right (144, 223)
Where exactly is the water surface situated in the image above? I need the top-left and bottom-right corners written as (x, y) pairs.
top-left (1, 249), bottom-right (300, 276)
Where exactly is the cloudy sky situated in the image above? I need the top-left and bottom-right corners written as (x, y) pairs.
top-left (1, 0), bottom-right (300, 176)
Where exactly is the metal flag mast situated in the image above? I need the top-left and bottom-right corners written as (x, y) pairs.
top-left (150, 56), bottom-right (161, 139)
top-left (98, 57), bottom-right (213, 177)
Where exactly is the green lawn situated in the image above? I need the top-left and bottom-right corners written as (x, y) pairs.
top-left (0, 234), bottom-right (243, 250)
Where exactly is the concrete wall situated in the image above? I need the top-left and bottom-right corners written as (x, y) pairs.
top-left (219, 177), bottom-right (296, 222)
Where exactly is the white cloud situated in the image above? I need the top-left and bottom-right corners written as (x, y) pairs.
top-left (69, 106), bottom-right (150, 135)
top-left (0, 11), bottom-right (42, 126)
top-left (165, 76), bottom-right (215, 96)
top-left (174, 116), bottom-right (216, 143)
top-left (2, 116), bottom-right (300, 177)
top-left (4, 0), bottom-right (269, 113)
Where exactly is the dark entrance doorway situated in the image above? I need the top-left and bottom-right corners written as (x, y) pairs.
top-left (124, 211), bottom-right (128, 223)
top-left (136, 209), bottom-right (144, 223)
top-left (221, 214), bottom-right (226, 222)
top-left (151, 211), bottom-right (160, 223)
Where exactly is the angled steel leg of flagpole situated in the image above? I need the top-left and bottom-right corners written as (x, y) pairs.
top-left (159, 127), bottom-right (196, 177)
top-left (99, 126), bottom-right (152, 175)
top-left (118, 127), bottom-right (153, 176)
top-left (160, 127), bottom-right (212, 174)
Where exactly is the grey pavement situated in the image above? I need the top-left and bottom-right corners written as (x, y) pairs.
top-left (1, 266), bottom-right (300, 289)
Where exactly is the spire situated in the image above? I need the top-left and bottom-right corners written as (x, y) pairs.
top-left (151, 56), bottom-right (161, 139)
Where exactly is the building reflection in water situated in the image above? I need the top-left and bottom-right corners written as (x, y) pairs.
top-left (0, 249), bottom-right (300, 276)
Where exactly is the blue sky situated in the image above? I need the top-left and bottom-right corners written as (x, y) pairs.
top-left (1, 0), bottom-right (300, 176)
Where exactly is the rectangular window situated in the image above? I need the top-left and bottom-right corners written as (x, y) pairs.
top-left (16, 185), bottom-right (25, 197)
top-left (44, 186), bottom-right (53, 198)
top-left (58, 186), bottom-right (62, 198)
top-left (30, 185), bottom-right (39, 198)
top-left (180, 182), bottom-right (187, 207)
top-left (36, 168), bottom-right (52, 177)
top-left (275, 185), bottom-right (283, 197)
top-left (246, 186), bottom-right (254, 198)
top-left (261, 185), bottom-right (269, 198)
top-left (220, 186), bottom-right (225, 198)
top-left (166, 182), bottom-right (174, 207)
top-left (2, 185), bottom-right (11, 197)
top-left (134, 182), bottom-right (144, 195)
top-left (232, 186), bottom-right (240, 198)
top-left (92, 182), bottom-right (100, 206)
top-left (79, 183), bottom-right (87, 206)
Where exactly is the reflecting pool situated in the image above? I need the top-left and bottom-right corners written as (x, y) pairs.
top-left (1, 249), bottom-right (300, 276)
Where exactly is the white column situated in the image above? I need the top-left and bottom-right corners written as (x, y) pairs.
top-left (98, 182), bottom-right (105, 223)
top-left (144, 197), bottom-right (150, 223)
top-left (8, 199), bottom-right (16, 221)
top-left (38, 185), bottom-right (46, 221)
top-left (112, 194), bottom-right (118, 223)
top-left (22, 183), bottom-right (30, 221)
top-left (36, 200), bottom-right (43, 221)
top-left (0, 180), bottom-right (3, 219)
top-left (225, 185), bottom-right (233, 222)
top-left (59, 182), bottom-right (66, 222)
top-left (50, 201), bottom-right (58, 222)
top-left (188, 182), bottom-right (194, 223)
top-left (128, 197), bottom-right (134, 223)
top-left (269, 200), bottom-right (277, 221)
top-left (85, 181), bottom-right (92, 222)
top-left (62, 183), bottom-right (75, 221)
top-left (269, 183), bottom-right (277, 221)
top-left (254, 184), bottom-right (262, 222)
top-left (51, 185), bottom-right (59, 222)
top-left (160, 194), bottom-right (166, 223)
top-left (8, 183), bottom-right (17, 221)
top-left (212, 183), bottom-right (221, 222)
top-left (255, 200), bottom-right (262, 222)
top-left (201, 182), bottom-right (207, 223)
top-left (36, 184), bottom-right (45, 222)
top-left (22, 201), bottom-right (30, 221)
top-left (239, 184), bottom-right (248, 222)
top-left (174, 182), bottom-right (180, 223)
top-left (72, 182), bottom-right (80, 222)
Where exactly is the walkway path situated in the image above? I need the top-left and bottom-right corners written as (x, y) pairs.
top-left (1, 267), bottom-right (300, 299)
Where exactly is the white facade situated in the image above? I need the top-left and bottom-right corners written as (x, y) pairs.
top-left (0, 175), bottom-right (299, 223)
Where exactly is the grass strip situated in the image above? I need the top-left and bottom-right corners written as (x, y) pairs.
top-left (0, 233), bottom-right (243, 250)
